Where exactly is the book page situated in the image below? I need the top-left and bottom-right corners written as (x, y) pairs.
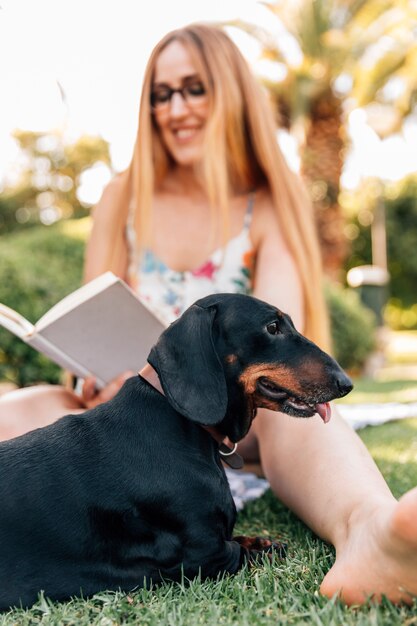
top-left (34, 272), bottom-right (119, 331)
top-left (36, 280), bottom-right (166, 385)
top-left (26, 333), bottom-right (98, 383)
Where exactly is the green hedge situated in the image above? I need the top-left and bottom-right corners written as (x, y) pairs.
top-left (0, 220), bottom-right (376, 386)
top-left (326, 281), bottom-right (376, 373)
top-left (0, 220), bottom-right (88, 386)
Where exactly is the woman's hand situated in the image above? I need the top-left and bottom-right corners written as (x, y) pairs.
top-left (81, 371), bottom-right (135, 409)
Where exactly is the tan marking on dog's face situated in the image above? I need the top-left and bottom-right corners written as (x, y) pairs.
top-left (225, 354), bottom-right (238, 365)
top-left (239, 364), bottom-right (304, 397)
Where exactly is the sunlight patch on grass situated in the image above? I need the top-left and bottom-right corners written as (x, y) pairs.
top-left (386, 331), bottom-right (417, 364)
top-left (366, 442), bottom-right (417, 464)
top-left (337, 378), bottom-right (417, 405)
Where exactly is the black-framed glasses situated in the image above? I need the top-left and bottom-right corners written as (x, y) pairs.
top-left (150, 81), bottom-right (207, 112)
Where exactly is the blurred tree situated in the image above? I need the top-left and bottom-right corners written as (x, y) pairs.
top-left (345, 174), bottom-right (417, 313)
top-left (0, 131), bottom-right (112, 235)
top-left (232, 0), bottom-right (417, 276)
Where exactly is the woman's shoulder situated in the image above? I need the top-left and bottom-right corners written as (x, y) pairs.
top-left (93, 170), bottom-right (132, 223)
top-left (99, 170), bottom-right (131, 203)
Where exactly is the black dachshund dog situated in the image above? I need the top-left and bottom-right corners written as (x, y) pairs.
top-left (0, 294), bottom-right (352, 610)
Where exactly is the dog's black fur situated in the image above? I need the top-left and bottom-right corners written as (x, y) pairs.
top-left (0, 294), bottom-right (352, 610)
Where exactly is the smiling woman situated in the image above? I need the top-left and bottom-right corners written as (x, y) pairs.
top-left (96, 23), bottom-right (329, 342)
top-left (150, 42), bottom-right (210, 168)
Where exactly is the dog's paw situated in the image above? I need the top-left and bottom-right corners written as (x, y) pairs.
top-left (233, 535), bottom-right (287, 562)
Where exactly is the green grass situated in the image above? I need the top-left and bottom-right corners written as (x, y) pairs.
top-left (360, 418), bottom-right (417, 498)
top-left (1, 418), bottom-right (417, 625)
top-left (2, 564), bottom-right (415, 626)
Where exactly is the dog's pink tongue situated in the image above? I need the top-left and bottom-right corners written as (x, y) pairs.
top-left (315, 402), bottom-right (331, 423)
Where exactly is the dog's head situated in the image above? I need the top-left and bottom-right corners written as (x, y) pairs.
top-left (148, 294), bottom-right (352, 442)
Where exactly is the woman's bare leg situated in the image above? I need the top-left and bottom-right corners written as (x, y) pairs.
top-left (248, 406), bottom-right (417, 605)
top-left (0, 386), bottom-right (86, 441)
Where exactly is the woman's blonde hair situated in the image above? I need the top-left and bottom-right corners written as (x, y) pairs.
top-left (112, 23), bottom-right (330, 349)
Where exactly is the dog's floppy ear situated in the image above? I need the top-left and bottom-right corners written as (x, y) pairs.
top-left (148, 304), bottom-right (227, 424)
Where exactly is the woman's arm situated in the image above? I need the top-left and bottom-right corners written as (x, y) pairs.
top-left (251, 194), bottom-right (305, 332)
top-left (84, 172), bottom-right (131, 283)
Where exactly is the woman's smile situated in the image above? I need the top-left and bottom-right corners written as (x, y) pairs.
top-left (171, 125), bottom-right (203, 143)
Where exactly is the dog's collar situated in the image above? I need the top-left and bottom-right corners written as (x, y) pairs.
top-left (200, 425), bottom-right (244, 470)
top-left (139, 363), bottom-right (164, 395)
top-left (138, 364), bottom-right (244, 470)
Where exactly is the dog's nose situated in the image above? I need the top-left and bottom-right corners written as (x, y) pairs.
top-left (335, 371), bottom-right (353, 398)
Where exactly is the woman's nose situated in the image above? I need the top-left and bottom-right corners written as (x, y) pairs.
top-left (169, 92), bottom-right (189, 117)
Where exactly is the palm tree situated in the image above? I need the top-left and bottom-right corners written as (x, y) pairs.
top-left (232, 0), bottom-right (417, 276)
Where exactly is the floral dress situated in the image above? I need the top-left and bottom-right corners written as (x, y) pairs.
top-left (126, 194), bottom-right (256, 325)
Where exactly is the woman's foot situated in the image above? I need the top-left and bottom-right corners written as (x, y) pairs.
top-left (320, 487), bottom-right (417, 605)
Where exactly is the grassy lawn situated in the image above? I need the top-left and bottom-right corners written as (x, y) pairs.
top-left (1, 416), bottom-right (417, 625)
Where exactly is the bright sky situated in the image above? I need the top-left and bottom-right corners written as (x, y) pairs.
top-left (1, 0), bottom-right (416, 200)
top-left (0, 0), bottom-right (269, 180)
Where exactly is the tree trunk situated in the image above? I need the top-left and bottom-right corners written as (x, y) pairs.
top-left (300, 92), bottom-right (349, 278)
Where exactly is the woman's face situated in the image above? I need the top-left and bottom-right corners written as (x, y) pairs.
top-left (151, 40), bottom-right (209, 167)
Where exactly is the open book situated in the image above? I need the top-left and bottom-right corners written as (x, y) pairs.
top-left (0, 272), bottom-right (166, 389)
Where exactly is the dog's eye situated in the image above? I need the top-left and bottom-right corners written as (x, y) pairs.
top-left (267, 321), bottom-right (281, 335)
